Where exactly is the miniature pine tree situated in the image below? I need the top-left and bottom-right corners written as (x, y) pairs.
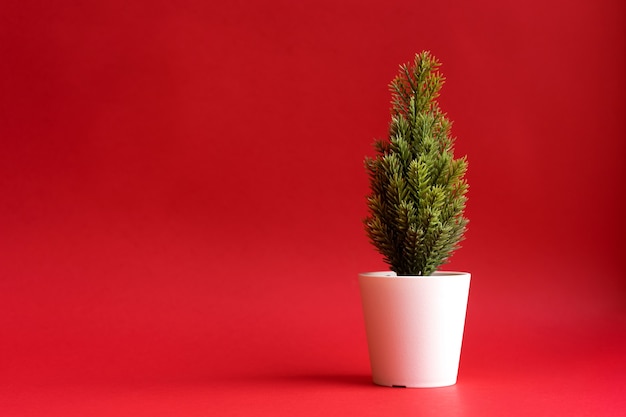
top-left (364, 51), bottom-right (468, 276)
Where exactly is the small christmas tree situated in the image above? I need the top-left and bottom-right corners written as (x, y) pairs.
top-left (364, 51), bottom-right (468, 276)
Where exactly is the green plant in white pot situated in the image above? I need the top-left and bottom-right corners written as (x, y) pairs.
top-left (359, 51), bottom-right (471, 388)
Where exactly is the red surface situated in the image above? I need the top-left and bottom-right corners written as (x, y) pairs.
top-left (1, 0), bottom-right (625, 415)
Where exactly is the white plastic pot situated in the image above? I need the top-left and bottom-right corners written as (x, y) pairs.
top-left (359, 271), bottom-right (471, 388)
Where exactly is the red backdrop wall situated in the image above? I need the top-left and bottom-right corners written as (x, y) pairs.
top-left (1, 0), bottom-right (625, 415)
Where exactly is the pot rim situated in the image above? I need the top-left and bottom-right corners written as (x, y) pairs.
top-left (359, 271), bottom-right (470, 279)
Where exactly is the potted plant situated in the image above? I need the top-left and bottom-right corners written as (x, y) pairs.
top-left (360, 51), bottom-right (471, 388)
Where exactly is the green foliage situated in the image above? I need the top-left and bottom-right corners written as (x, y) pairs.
top-left (364, 51), bottom-right (468, 276)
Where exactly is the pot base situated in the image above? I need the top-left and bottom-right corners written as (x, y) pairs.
top-left (374, 378), bottom-right (457, 388)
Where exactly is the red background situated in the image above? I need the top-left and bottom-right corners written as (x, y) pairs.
top-left (1, 0), bottom-right (625, 415)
